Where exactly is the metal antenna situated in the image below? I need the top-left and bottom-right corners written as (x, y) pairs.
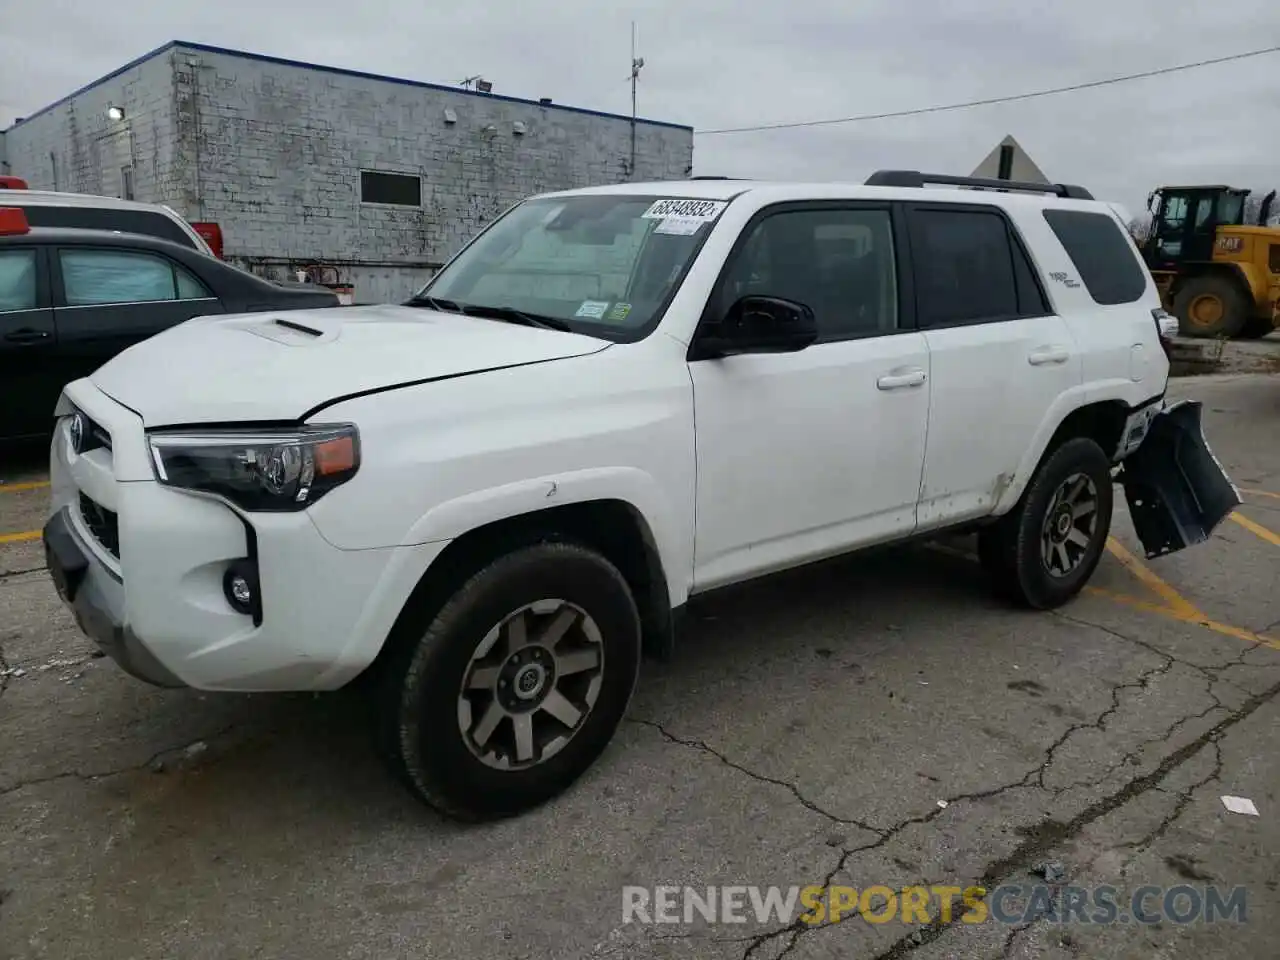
top-left (628, 22), bottom-right (645, 178)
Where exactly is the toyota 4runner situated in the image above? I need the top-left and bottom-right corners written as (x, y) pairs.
top-left (43, 171), bottom-right (1240, 821)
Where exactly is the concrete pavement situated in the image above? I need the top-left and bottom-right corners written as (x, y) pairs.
top-left (1, 373), bottom-right (1277, 959)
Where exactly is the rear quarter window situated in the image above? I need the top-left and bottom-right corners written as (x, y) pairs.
top-left (1042, 209), bottom-right (1147, 305)
top-left (19, 205), bottom-right (197, 249)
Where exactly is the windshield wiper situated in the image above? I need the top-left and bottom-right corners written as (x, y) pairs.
top-left (453, 303), bottom-right (573, 332)
top-left (405, 294), bottom-right (464, 312)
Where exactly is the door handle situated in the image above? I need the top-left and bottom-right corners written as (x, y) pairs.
top-left (1028, 346), bottom-right (1070, 366)
top-left (876, 368), bottom-right (928, 390)
top-left (3, 328), bottom-right (51, 345)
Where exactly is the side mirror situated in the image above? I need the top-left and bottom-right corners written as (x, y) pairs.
top-left (692, 295), bottom-right (818, 359)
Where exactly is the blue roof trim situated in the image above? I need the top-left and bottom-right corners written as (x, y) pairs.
top-left (5, 39), bottom-right (692, 134)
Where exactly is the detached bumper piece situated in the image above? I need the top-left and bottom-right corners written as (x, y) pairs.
top-left (1119, 400), bottom-right (1241, 559)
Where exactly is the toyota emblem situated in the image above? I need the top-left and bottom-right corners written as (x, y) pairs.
top-left (69, 413), bottom-right (85, 453)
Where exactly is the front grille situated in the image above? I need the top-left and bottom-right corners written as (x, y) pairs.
top-left (79, 493), bottom-right (120, 558)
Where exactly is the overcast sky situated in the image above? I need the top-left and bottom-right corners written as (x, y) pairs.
top-left (2, 0), bottom-right (1279, 216)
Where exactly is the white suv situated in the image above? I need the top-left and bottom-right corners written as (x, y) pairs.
top-left (43, 171), bottom-right (1238, 821)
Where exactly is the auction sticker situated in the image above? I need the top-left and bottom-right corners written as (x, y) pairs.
top-left (654, 216), bottom-right (704, 236)
top-left (575, 300), bottom-right (611, 319)
top-left (641, 199), bottom-right (727, 221)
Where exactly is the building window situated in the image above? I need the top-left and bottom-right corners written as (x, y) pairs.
top-left (120, 166), bottom-right (135, 201)
top-left (360, 171), bottom-right (421, 207)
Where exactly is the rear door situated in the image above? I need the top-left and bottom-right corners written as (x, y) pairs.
top-left (905, 203), bottom-right (1081, 530)
top-left (50, 246), bottom-right (224, 386)
top-left (0, 245), bottom-right (58, 438)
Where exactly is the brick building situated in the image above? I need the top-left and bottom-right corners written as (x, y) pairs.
top-left (0, 41), bottom-right (694, 302)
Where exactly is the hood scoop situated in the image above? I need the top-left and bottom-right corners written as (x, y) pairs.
top-left (241, 314), bottom-right (339, 346)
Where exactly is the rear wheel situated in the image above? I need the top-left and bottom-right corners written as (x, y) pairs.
top-left (979, 437), bottom-right (1114, 609)
top-left (377, 542), bottom-right (641, 821)
top-left (1172, 274), bottom-right (1249, 339)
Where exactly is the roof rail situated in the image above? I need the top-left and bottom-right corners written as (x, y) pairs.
top-left (689, 175), bottom-right (746, 181)
top-left (864, 170), bottom-right (1094, 201)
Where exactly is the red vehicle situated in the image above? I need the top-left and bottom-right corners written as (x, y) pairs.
top-left (0, 176), bottom-right (30, 190)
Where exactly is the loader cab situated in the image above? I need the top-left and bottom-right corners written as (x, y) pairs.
top-left (1144, 185), bottom-right (1249, 269)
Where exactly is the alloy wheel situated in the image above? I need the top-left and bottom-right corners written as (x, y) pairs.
top-left (1040, 472), bottom-right (1100, 578)
top-left (457, 599), bottom-right (605, 770)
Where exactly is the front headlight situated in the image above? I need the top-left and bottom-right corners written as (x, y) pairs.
top-left (148, 424), bottom-right (360, 511)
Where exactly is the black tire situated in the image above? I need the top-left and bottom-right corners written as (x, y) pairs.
top-left (1237, 316), bottom-right (1275, 340)
top-left (1172, 274), bottom-right (1248, 339)
top-left (978, 437), bottom-right (1114, 610)
top-left (377, 541), bottom-right (641, 821)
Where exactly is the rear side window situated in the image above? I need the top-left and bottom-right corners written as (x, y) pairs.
top-left (909, 208), bottom-right (1046, 326)
top-left (19, 205), bottom-right (197, 249)
top-left (1042, 210), bottom-right (1147, 305)
top-left (60, 249), bottom-right (209, 306)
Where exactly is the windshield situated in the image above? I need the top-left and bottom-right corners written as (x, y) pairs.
top-left (416, 194), bottom-right (727, 340)
top-left (1217, 191), bottom-right (1246, 225)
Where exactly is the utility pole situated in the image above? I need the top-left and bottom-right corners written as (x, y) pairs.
top-left (628, 22), bottom-right (644, 179)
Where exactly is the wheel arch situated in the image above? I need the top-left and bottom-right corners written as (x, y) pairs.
top-left (362, 497), bottom-right (678, 687)
top-left (993, 393), bottom-right (1138, 516)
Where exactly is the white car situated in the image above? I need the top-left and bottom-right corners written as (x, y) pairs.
top-left (43, 171), bottom-right (1237, 821)
top-left (1, 189), bottom-right (215, 255)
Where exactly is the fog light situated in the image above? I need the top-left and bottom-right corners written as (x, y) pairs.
top-left (222, 560), bottom-right (260, 618)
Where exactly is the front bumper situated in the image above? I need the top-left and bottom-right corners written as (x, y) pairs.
top-left (1119, 400), bottom-right (1241, 559)
top-left (43, 506), bottom-right (184, 687)
top-left (45, 381), bottom-right (449, 692)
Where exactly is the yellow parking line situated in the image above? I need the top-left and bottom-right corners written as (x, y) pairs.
top-left (926, 537), bottom-right (1277, 652)
top-left (1241, 488), bottom-right (1280, 501)
top-left (1104, 537), bottom-right (1205, 620)
top-left (0, 480), bottom-right (49, 494)
top-left (1230, 511), bottom-right (1280, 548)
top-left (1085, 585), bottom-right (1280, 653)
top-left (0, 529), bottom-right (40, 544)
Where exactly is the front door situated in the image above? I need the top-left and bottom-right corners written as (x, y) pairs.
top-left (688, 203), bottom-right (930, 591)
top-left (903, 204), bottom-right (1082, 529)
top-left (1151, 189), bottom-right (1219, 266)
top-left (0, 246), bottom-right (58, 439)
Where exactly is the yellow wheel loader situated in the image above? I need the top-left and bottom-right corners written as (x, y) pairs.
top-left (1141, 185), bottom-right (1280, 339)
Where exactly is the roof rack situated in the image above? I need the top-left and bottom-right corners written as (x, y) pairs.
top-left (689, 176), bottom-right (745, 181)
top-left (864, 170), bottom-right (1094, 201)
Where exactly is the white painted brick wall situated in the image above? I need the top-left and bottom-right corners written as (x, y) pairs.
top-left (2, 52), bottom-right (180, 205)
top-left (182, 48), bottom-right (693, 301)
top-left (3, 43), bottom-right (694, 303)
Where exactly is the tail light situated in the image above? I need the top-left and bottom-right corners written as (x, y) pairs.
top-left (1152, 308), bottom-right (1177, 357)
top-left (0, 207), bottom-right (30, 235)
top-left (191, 221), bottom-right (224, 259)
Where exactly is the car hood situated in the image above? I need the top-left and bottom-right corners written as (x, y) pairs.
top-left (90, 303), bottom-right (611, 426)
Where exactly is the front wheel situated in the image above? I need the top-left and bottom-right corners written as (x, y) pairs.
top-left (979, 437), bottom-right (1114, 609)
top-left (378, 542), bottom-right (642, 821)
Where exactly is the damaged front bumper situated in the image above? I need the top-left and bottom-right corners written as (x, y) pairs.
top-left (1118, 399), bottom-right (1241, 559)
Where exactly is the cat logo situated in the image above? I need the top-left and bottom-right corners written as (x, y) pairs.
top-left (1215, 235), bottom-right (1244, 254)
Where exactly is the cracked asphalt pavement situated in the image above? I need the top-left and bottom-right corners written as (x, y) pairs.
top-left (2, 372), bottom-right (1278, 959)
